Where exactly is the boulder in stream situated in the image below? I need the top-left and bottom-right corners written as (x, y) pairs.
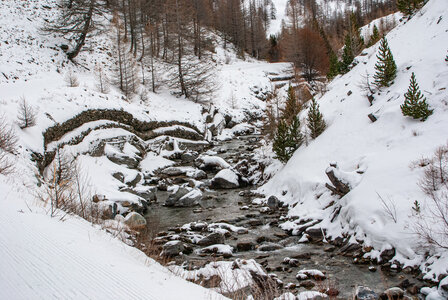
top-left (197, 232), bottom-right (225, 246)
top-left (210, 169), bottom-right (239, 189)
top-left (123, 212), bottom-right (146, 230)
top-left (354, 286), bottom-right (377, 300)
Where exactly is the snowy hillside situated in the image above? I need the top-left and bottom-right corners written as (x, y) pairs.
top-left (262, 0), bottom-right (448, 282)
top-left (0, 0), bottom-right (291, 298)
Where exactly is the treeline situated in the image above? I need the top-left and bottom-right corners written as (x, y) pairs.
top-left (45, 0), bottom-right (277, 101)
top-left (269, 0), bottom-right (399, 82)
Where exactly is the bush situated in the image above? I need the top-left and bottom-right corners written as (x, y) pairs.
top-left (0, 116), bottom-right (17, 175)
top-left (413, 143), bottom-right (448, 249)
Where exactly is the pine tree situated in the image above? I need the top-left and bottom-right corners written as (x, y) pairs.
top-left (339, 34), bottom-right (354, 74)
top-left (397, 0), bottom-right (413, 16)
top-left (282, 85), bottom-right (301, 123)
top-left (273, 116), bottom-right (303, 163)
top-left (397, 0), bottom-right (424, 16)
top-left (307, 98), bottom-right (326, 139)
top-left (327, 50), bottom-right (340, 79)
top-left (373, 37), bottom-right (397, 88)
top-left (368, 25), bottom-right (380, 46)
top-left (400, 72), bottom-right (433, 121)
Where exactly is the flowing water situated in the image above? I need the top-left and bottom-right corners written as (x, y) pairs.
top-left (145, 135), bottom-right (423, 298)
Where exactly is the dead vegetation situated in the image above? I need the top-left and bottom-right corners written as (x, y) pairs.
top-left (0, 115), bottom-right (18, 175)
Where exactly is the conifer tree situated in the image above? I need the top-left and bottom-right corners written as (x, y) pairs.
top-left (368, 25), bottom-right (380, 46)
top-left (327, 50), bottom-right (340, 79)
top-left (273, 116), bottom-right (303, 163)
top-left (397, 0), bottom-right (414, 16)
top-left (307, 98), bottom-right (326, 139)
top-left (400, 72), bottom-right (433, 121)
top-left (339, 34), bottom-right (354, 74)
top-left (282, 85), bottom-right (301, 123)
top-left (373, 37), bottom-right (397, 88)
top-left (397, 0), bottom-right (424, 16)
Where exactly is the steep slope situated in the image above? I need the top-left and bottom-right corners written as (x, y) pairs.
top-left (0, 180), bottom-right (227, 300)
top-left (0, 0), bottom-right (292, 298)
top-left (262, 0), bottom-right (448, 281)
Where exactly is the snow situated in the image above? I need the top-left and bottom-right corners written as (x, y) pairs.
top-left (297, 291), bottom-right (328, 300)
top-left (197, 155), bottom-right (231, 170)
top-left (199, 244), bottom-right (234, 256)
top-left (213, 169), bottom-right (239, 186)
top-left (261, 0), bottom-right (448, 280)
top-left (0, 180), bottom-right (227, 300)
top-left (168, 259), bottom-right (265, 294)
top-left (140, 152), bottom-right (175, 175)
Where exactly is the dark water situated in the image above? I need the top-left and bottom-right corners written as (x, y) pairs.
top-left (145, 135), bottom-right (422, 298)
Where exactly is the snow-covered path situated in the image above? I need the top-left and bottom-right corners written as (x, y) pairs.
top-left (0, 182), bottom-right (226, 300)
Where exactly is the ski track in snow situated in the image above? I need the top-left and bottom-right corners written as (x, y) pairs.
top-left (0, 185), bottom-right (225, 300)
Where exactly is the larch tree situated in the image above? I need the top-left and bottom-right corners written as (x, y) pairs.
top-left (45, 0), bottom-right (106, 60)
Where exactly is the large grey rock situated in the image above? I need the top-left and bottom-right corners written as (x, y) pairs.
top-left (125, 173), bottom-right (142, 187)
top-left (165, 187), bottom-right (190, 206)
top-left (181, 151), bottom-right (198, 163)
top-left (258, 242), bottom-right (283, 252)
top-left (162, 241), bottom-right (185, 257)
top-left (236, 241), bottom-right (256, 252)
top-left (197, 232), bottom-right (225, 246)
top-left (121, 186), bottom-right (156, 202)
top-left (123, 212), bottom-right (146, 230)
top-left (379, 287), bottom-right (404, 300)
top-left (210, 169), bottom-right (239, 189)
top-left (106, 153), bottom-right (139, 169)
top-left (355, 286), bottom-right (377, 300)
top-left (161, 167), bottom-right (188, 176)
top-left (267, 196), bottom-right (279, 210)
top-left (177, 189), bottom-right (202, 207)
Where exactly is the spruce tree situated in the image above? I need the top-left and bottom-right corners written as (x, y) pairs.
top-left (368, 25), bottom-right (380, 46)
top-left (397, 0), bottom-right (413, 16)
top-left (273, 116), bottom-right (303, 163)
top-left (400, 72), bottom-right (433, 121)
top-left (307, 98), bottom-right (326, 139)
top-left (327, 50), bottom-right (340, 79)
top-left (282, 85), bottom-right (301, 124)
top-left (373, 37), bottom-right (397, 88)
top-left (273, 120), bottom-right (290, 163)
top-left (397, 0), bottom-right (424, 16)
top-left (339, 34), bottom-right (354, 74)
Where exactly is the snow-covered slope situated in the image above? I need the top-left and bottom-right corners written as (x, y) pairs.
top-left (0, 0), bottom-right (291, 298)
top-left (0, 180), bottom-right (226, 300)
top-left (262, 0), bottom-right (448, 280)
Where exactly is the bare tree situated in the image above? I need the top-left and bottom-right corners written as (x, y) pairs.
top-left (167, 54), bottom-right (216, 103)
top-left (414, 143), bottom-right (448, 249)
top-left (17, 97), bottom-right (37, 129)
top-left (113, 12), bottom-right (139, 98)
top-left (44, 0), bottom-right (106, 60)
top-left (0, 116), bottom-right (17, 175)
top-left (65, 69), bottom-right (80, 87)
top-left (94, 64), bottom-right (110, 93)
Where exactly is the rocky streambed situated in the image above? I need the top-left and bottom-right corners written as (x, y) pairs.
top-left (142, 134), bottom-right (427, 299)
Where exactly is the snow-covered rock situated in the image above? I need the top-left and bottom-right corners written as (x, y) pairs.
top-left (210, 169), bottom-right (239, 189)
